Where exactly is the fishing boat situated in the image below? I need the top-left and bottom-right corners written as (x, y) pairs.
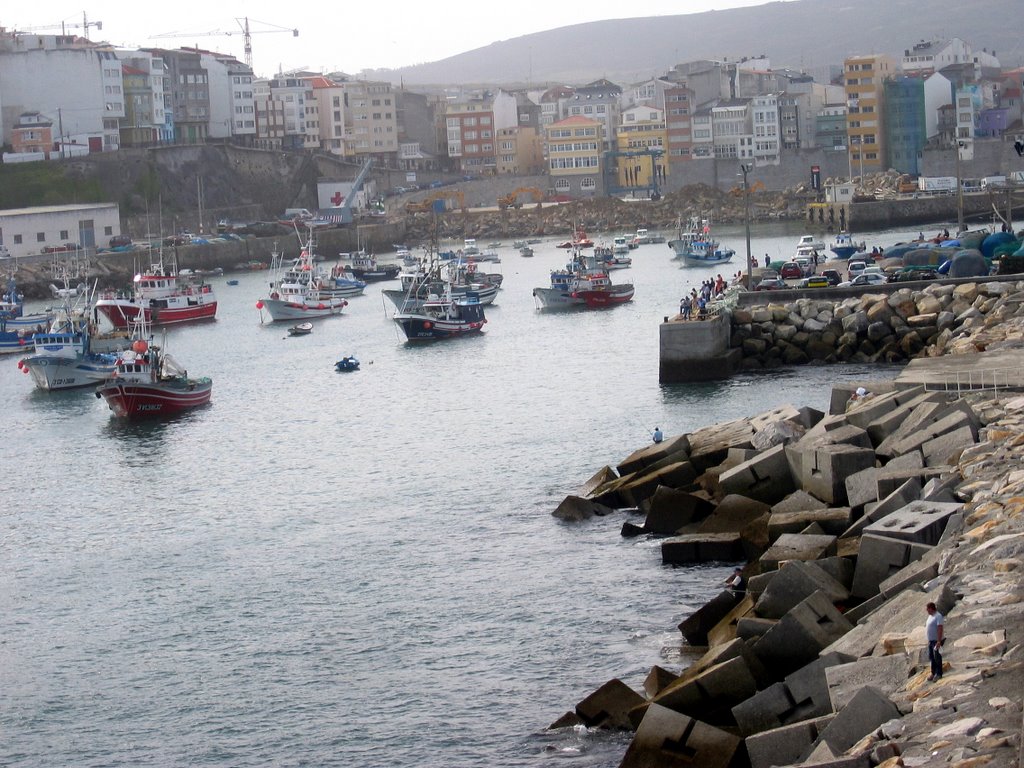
top-left (462, 238), bottom-right (480, 256)
top-left (532, 250), bottom-right (634, 310)
top-left (634, 228), bottom-right (651, 245)
top-left (256, 230), bottom-right (350, 322)
top-left (383, 258), bottom-right (499, 312)
top-left (335, 355), bottom-right (360, 372)
top-left (342, 251), bottom-right (400, 282)
top-left (95, 332), bottom-right (212, 419)
top-left (613, 235), bottom-right (631, 255)
top-left (520, 246), bottom-right (534, 257)
top-left (393, 291), bottom-right (487, 341)
top-left (17, 284), bottom-right (126, 391)
top-left (796, 234), bottom-right (826, 252)
top-left (829, 231), bottom-right (867, 260)
top-left (556, 228), bottom-right (595, 249)
top-left (603, 252), bottom-right (632, 270)
top-left (668, 216), bottom-right (736, 267)
top-left (288, 322), bottom-right (314, 336)
top-left (0, 277), bottom-right (53, 354)
top-left (93, 251), bottom-right (217, 329)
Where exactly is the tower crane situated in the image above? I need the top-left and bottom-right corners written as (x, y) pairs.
top-left (17, 13), bottom-right (102, 40)
top-left (149, 17), bottom-right (298, 70)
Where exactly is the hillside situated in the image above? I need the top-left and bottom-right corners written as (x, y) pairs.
top-left (363, 0), bottom-right (1018, 86)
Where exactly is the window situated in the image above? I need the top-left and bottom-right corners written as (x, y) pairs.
top-left (37, 233), bottom-right (46, 243)
top-left (60, 230), bottom-right (69, 239)
top-left (13, 235), bottom-right (22, 245)
top-left (104, 226), bottom-right (113, 236)
top-left (554, 178), bottom-right (570, 191)
top-left (580, 177), bottom-right (596, 190)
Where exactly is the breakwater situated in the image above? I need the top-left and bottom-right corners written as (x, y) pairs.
top-left (550, 375), bottom-right (1024, 768)
top-left (660, 277), bottom-right (1024, 383)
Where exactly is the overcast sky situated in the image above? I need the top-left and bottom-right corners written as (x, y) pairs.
top-left (8, 1), bottom-right (778, 76)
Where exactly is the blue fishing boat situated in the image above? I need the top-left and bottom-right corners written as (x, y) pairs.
top-left (668, 216), bottom-right (735, 267)
top-left (0, 277), bottom-right (53, 354)
top-left (335, 355), bottom-right (360, 372)
top-left (829, 231), bottom-right (866, 260)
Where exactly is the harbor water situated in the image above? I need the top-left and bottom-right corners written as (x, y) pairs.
top-left (0, 221), bottom-right (924, 767)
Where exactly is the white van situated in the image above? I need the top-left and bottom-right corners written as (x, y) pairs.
top-left (283, 208), bottom-right (313, 220)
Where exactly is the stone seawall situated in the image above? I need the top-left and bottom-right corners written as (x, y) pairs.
top-left (727, 279), bottom-right (1024, 371)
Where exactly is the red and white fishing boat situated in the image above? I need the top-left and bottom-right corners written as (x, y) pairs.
top-left (555, 228), bottom-right (595, 249)
top-left (95, 334), bottom-right (212, 419)
top-left (256, 227), bottom-right (349, 322)
top-left (532, 250), bottom-right (634, 309)
top-left (94, 253), bottom-right (217, 328)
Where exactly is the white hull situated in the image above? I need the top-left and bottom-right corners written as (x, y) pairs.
top-left (24, 355), bottom-right (117, 390)
top-left (532, 287), bottom-right (583, 308)
top-left (260, 297), bottom-right (348, 321)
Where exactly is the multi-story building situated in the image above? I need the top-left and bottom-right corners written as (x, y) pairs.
top-left (711, 100), bottom-right (754, 161)
top-left (564, 79), bottom-right (622, 153)
top-left (545, 115), bottom-right (603, 197)
top-left (814, 105), bottom-right (848, 154)
top-left (537, 85), bottom-right (574, 130)
top-left (10, 112), bottom-right (54, 157)
top-left (252, 78), bottom-right (284, 150)
top-left (884, 76), bottom-right (927, 174)
top-left (665, 60), bottom-right (733, 110)
top-left (395, 89), bottom-right (446, 171)
top-left (751, 94), bottom-right (781, 165)
top-left (614, 106), bottom-right (667, 189)
top-left (118, 51), bottom-right (171, 146)
top-left (305, 76), bottom-right (346, 154)
top-left (0, 33), bottom-right (123, 153)
top-left (843, 53), bottom-right (896, 174)
top-left (445, 90), bottom-right (517, 174)
top-left (333, 79), bottom-right (399, 163)
top-left (691, 106), bottom-right (714, 159)
top-left (901, 38), bottom-right (999, 75)
top-left (157, 48), bottom-right (211, 145)
top-left (201, 52), bottom-right (255, 145)
top-left (496, 126), bottom-right (544, 175)
top-left (266, 76), bottom-right (307, 150)
top-left (663, 82), bottom-right (695, 170)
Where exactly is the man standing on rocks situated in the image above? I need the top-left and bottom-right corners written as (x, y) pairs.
top-left (926, 602), bottom-right (945, 681)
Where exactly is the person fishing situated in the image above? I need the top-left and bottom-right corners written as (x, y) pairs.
top-left (651, 427), bottom-right (664, 444)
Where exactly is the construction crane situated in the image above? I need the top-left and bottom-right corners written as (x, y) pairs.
top-left (17, 13), bottom-right (103, 40)
top-left (149, 17), bottom-right (298, 70)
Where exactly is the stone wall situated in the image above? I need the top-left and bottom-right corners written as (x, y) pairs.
top-left (728, 279), bottom-right (1024, 371)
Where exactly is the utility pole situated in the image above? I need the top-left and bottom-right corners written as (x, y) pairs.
top-left (740, 163), bottom-right (754, 286)
top-left (955, 139), bottom-right (964, 234)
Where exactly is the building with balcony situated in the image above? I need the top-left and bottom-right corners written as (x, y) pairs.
top-left (496, 126), bottom-right (543, 175)
top-left (118, 51), bottom-right (172, 146)
top-left (711, 100), bottom-right (754, 161)
top-left (663, 82), bottom-right (695, 169)
top-left (306, 76), bottom-right (346, 154)
top-left (545, 115), bottom-right (603, 197)
top-left (445, 90), bottom-right (516, 175)
top-left (614, 106), bottom-right (667, 188)
top-left (333, 79), bottom-right (399, 163)
top-left (10, 112), bottom-right (54, 158)
top-left (814, 105), bottom-right (848, 154)
top-left (201, 52), bottom-right (255, 145)
top-left (844, 53), bottom-right (896, 174)
top-left (751, 94), bottom-right (781, 165)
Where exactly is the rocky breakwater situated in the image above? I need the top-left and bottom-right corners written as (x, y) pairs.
top-left (730, 279), bottom-right (1024, 371)
top-left (549, 384), bottom-right (1024, 768)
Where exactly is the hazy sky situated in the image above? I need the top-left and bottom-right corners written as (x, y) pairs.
top-left (8, 0), bottom-right (776, 76)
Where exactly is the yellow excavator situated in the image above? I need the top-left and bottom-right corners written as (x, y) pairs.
top-left (497, 187), bottom-right (543, 210)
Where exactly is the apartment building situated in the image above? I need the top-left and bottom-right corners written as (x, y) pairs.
top-left (537, 85), bottom-right (574, 130)
top-left (564, 79), bottom-right (621, 153)
top-left (201, 52), bottom-right (255, 145)
top-left (157, 48), bottom-right (212, 145)
top-left (0, 34), bottom-right (123, 153)
top-left (843, 53), bottom-right (896, 174)
top-left (445, 90), bottom-right (517, 174)
top-left (335, 79), bottom-right (399, 162)
top-left (663, 82), bottom-right (695, 169)
top-left (884, 76), bottom-right (927, 174)
top-left (496, 126), bottom-right (544, 175)
top-left (545, 115), bottom-right (603, 197)
top-left (814, 105), bottom-right (848, 153)
top-left (615, 106), bottom-right (667, 189)
top-left (118, 51), bottom-right (172, 146)
top-left (901, 38), bottom-right (1000, 75)
top-left (711, 100), bottom-right (754, 161)
top-left (306, 76), bottom-right (346, 154)
top-left (751, 94), bottom-right (781, 165)
top-left (10, 112), bottom-right (54, 157)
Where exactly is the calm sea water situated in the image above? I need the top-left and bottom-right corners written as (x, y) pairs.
top-left (0, 221), bottom-right (918, 767)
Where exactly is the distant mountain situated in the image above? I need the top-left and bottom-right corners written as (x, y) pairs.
top-left (363, 0), bottom-right (1018, 87)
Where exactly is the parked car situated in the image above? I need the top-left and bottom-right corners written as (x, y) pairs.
top-left (755, 277), bottom-right (789, 291)
top-left (796, 275), bottom-right (831, 289)
top-left (838, 273), bottom-right (888, 288)
top-left (108, 234), bottom-right (133, 248)
top-left (760, 268), bottom-right (780, 281)
top-left (780, 261), bottom-right (803, 279)
top-left (820, 269), bottom-right (842, 286)
top-left (847, 260), bottom-right (868, 281)
top-left (794, 256), bottom-right (814, 276)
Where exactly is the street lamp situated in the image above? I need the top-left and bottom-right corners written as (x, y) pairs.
top-left (739, 162), bottom-right (754, 285)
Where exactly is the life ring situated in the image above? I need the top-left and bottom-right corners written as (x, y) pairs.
top-left (423, 321), bottom-right (432, 330)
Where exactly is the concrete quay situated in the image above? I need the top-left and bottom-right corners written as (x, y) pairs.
top-left (549, 384), bottom-right (1024, 768)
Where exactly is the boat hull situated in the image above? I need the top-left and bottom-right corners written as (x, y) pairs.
top-left (829, 246), bottom-right (861, 260)
top-left (94, 299), bottom-right (218, 328)
top-left (22, 354), bottom-right (117, 391)
top-left (96, 379), bottom-right (213, 419)
top-left (532, 287), bottom-right (584, 309)
top-left (393, 314), bottom-right (485, 341)
top-left (0, 332), bottom-right (36, 354)
top-left (259, 297), bottom-right (348, 322)
top-left (579, 286), bottom-right (635, 308)
top-left (349, 266), bottom-right (400, 282)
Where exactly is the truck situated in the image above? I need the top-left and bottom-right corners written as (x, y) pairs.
top-left (981, 176), bottom-right (1007, 189)
top-left (1010, 171), bottom-right (1024, 184)
top-left (918, 176), bottom-right (958, 194)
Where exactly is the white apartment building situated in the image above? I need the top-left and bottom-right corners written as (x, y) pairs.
top-left (902, 38), bottom-right (1000, 74)
top-left (201, 53), bottom-right (255, 143)
top-left (711, 100), bottom-right (754, 161)
top-left (306, 77), bottom-right (346, 154)
top-left (0, 35), bottom-right (123, 153)
top-left (118, 51), bottom-right (170, 146)
top-left (335, 80), bottom-right (399, 160)
top-left (751, 94), bottom-right (780, 165)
